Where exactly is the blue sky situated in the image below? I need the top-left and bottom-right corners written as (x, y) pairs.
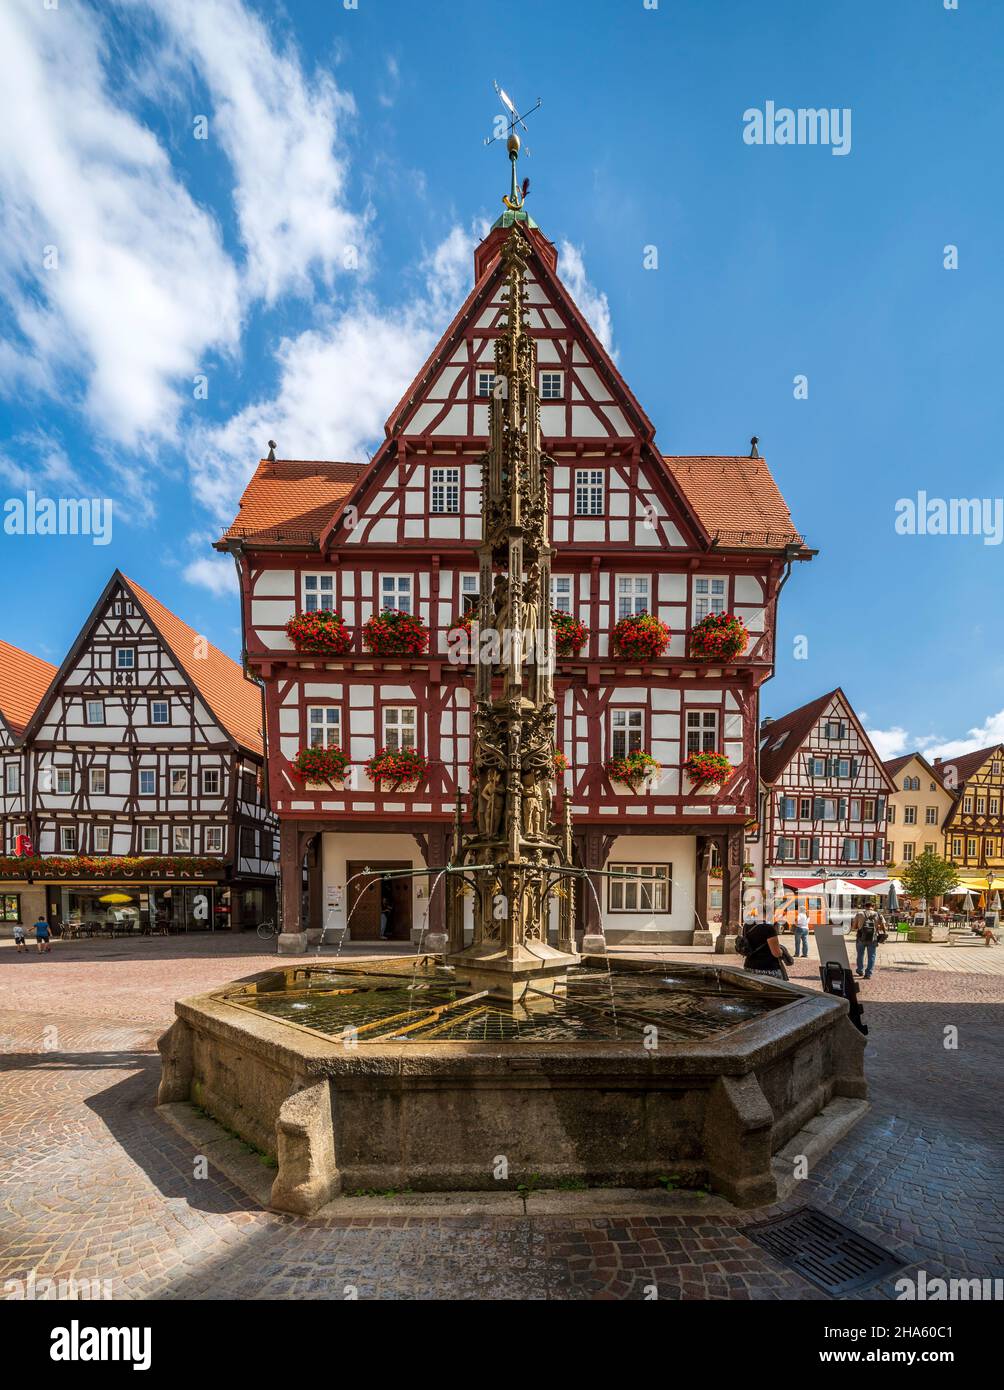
top-left (0, 0), bottom-right (1000, 760)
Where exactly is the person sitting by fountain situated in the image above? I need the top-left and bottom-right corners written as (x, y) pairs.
top-left (738, 912), bottom-right (792, 980)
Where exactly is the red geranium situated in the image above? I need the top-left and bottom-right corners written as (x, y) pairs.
top-left (362, 609), bottom-right (430, 656)
top-left (0, 854), bottom-right (224, 879)
top-left (291, 745), bottom-right (350, 783)
top-left (366, 747), bottom-right (428, 787)
top-left (552, 608), bottom-right (588, 657)
top-left (553, 750), bottom-right (570, 773)
top-left (683, 751), bottom-right (733, 786)
top-left (612, 612), bottom-right (670, 660)
top-left (286, 609), bottom-right (353, 655)
top-left (689, 611), bottom-right (748, 663)
top-left (605, 751), bottom-right (661, 787)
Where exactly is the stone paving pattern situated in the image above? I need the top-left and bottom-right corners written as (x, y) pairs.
top-left (1, 935), bottom-right (1001, 1300)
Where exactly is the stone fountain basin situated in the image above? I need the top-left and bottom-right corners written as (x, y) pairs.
top-left (157, 957), bottom-right (866, 1215)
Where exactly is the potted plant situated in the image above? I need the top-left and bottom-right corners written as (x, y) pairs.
top-left (689, 611), bottom-right (748, 663)
top-left (605, 750), bottom-right (661, 791)
top-left (362, 609), bottom-right (430, 657)
top-left (553, 750), bottom-right (570, 776)
top-left (683, 750), bottom-right (733, 788)
top-left (611, 612), bottom-right (670, 660)
top-left (366, 746), bottom-right (428, 792)
top-left (552, 609), bottom-right (588, 657)
top-left (285, 609), bottom-right (353, 655)
top-left (291, 745), bottom-right (351, 786)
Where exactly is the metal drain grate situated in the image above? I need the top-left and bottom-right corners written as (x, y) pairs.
top-left (744, 1206), bottom-right (905, 1296)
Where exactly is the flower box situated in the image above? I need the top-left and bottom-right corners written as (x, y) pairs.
top-left (366, 747), bottom-right (427, 792)
top-left (362, 610), bottom-right (430, 657)
top-left (682, 751), bottom-right (733, 789)
top-left (689, 611), bottom-right (748, 663)
top-left (605, 751), bottom-right (662, 791)
top-left (611, 612), bottom-right (670, 660)
top-left (552, 609), bottom-right (588, 657)
top-left (286, 610), bottom-right (353, 655)
top-left (290, 745), bottom-right (350, 785)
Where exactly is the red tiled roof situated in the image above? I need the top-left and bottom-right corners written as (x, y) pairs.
top-left (663, 456), bottom-right (807, 553)
top-left (935, 744), bottom-right (1004, 787)
top-left (0, 640), bottom-right (57, 737)
top-left (123, 577), bottom-right (264, 757)
top-left (219, 459), bottom-right (363, 545)
top-left (759, 690), bottom-right (838, 783)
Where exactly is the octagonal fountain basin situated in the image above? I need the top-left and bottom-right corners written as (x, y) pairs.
top-left (157, 956), bottom-right (866, 1215)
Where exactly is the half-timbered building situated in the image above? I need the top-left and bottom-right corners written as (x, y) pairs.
top-left (219, 212), bottom-right (812, 947)
top-left (0, 639), bottom-right (57, 932)
top-left (759, 688), bottom-right (896, 922)
top-left (0, 573), bottom-right (277, 935)
top-left (935, 744), bottom-right (1004, 893)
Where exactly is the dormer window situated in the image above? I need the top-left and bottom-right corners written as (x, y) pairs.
top-left (540, 371), bottom-right (563, 400)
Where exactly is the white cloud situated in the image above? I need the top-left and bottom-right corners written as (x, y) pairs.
top-left (191, 225), bottom-right (478, 524)
top-left (865, 725), bottom-right (910, 761)
top-left (184, 550), bottom-right (238, 597)
top-left (0, 1), bottom-right (242, 447)
top-left (557, 240), bottom-right (615, 354)
top-left (146, 0), bottom-right (367, 303)
top-left (919, 712), bottom-right (1004, 761)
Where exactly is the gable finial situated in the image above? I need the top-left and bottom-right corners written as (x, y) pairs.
top-left (485, 82), bottom-right (541, 227)
top-left (750, 435), bottom-right (759, 458)
top-left (267, 440), bottom-right (277, 462)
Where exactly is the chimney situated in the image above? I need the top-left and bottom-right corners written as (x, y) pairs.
top-left (933, 756), bottom-right (942, 766)
top-left (761, 716), bottom-right (774, 731)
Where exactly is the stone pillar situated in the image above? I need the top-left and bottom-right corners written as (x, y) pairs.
top-left (715, 826), bottom-right (744, 955)
top-left (278, 821), bottom-right (307, 954)
top-left (693, 836), bottom-right (714, 948)
top-left (581, 826), bottom-right (607, 954)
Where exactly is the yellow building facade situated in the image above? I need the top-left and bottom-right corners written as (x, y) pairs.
top-left (935, 743), bottom-right (1004, 891)
top-left (883, 753), bottom-right (954, 875)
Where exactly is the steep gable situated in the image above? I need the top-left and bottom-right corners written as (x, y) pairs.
top-left (761, 688), bottom-right (895, 791)
top-left (0, 639), bottom-right (57, 739)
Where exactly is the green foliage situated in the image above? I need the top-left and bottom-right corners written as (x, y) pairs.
top-left (899, 851), bottom-right (960, 922)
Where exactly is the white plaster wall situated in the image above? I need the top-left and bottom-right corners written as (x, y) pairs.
top-left (603, 833), bottom-right (697, 933)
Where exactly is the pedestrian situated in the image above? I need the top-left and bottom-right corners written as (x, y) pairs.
top-left (854, 910), bottom-right (885, 980)
top-left (379, 897), bottom-right (392, 941)
top-left (982, 915), bottom-right (999, 947)
top-left (738, 916), bottom-right (793, 981)
top-left (793, 905), bottom-right (810, 958)
top-left (34, 915), bottom-right (51, 954)
top-left (13, 922), bottom-right (27, 953)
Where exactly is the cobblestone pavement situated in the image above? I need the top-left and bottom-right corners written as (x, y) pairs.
top-left (0, 936), bottom-right (1001, 1300)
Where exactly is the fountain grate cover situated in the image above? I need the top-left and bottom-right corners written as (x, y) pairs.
top-left (223, 963), bottom-right (787, 1044)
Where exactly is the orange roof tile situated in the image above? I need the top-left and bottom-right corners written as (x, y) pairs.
top-left (123, 577), bottom-right (264, 756)
top-left (0, 640), bottom-right (57, 737)
top-left (664, 456), bottom-right (807, 552)
top-left (219, 459), bottom-right (363, 545)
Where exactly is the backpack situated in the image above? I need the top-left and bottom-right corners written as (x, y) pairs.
top-left (859, 919), bottom-right (877, 944)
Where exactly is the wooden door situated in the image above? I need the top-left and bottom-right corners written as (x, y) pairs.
top-left (346, 861), bottom-right (412, 941)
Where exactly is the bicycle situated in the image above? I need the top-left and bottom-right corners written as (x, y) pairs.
top-left (256, 919), bottom-right (277, 940)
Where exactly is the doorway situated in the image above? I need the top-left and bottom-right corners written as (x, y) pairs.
top-left (346, 861), bottom-right (413, 941)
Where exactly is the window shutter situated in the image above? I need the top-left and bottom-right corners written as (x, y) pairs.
top-left (851, 758), bottom-right (860, 778)
top-left (813, 797), bottom-right (824, 819)
top-left (838, 797), bottom-right (847, 820)
top-left (811, 836), bottom-right (820, 860)
top-left (876, 796), bottom-right (886, 821)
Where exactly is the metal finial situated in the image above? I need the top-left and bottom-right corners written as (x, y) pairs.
top-left (484, 82), bottom-right (541, 216)
top-left (267, 440), bottom-right (277, 462)
top-left (750, 436), bottom-right (759, 459)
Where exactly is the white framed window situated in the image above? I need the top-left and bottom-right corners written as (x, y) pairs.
top-left (202, 768), bottom-right (221, 796)
top-left (5, 763), bottom-right (19, 794)
top-left (925, 806), bottom-right (938, 825)
top-left (380, 575), bottom-right (413, 614)
top-left (115, 648), bottom-right (135, 670)
top-left (967, 837), bottom-right (977, 856)
top-left (171, 770), bottom-right (188, 795)
top-left (574, 469), bottom-right (604, 516)
top-left (139, 769), bottom-right (156, 796)
top-left (924, 842), bottom-right (937, 855)
top-left (430, 467), bottom-right (460, 514)
top-left (475, 370), bottom-right (495, 398)
top-left (382, 706), bottom-right (417, 753)
top-left (977, 797), bottom-right (986, 815)
top-left (610, 708), bottom-right (643, 759)
top-left (308, 706), bottom-right (341, 749)
top-left (303, 574), bottom-right (335, 612)
top-left (825, 720), bottom-right (848, 741)
top-left (141, 826), bottom-right (159, 853)
top-left (608, 864), bottom-right (669, 913)
top-left (953, 837), bottom-right (962, 856)
top-left (93, 826), bottom-right (111, 853)
top-left (204, 826), bottom-right (224, 854)
top-left (693, 576), bottom-right (726, 622)
top-left (841, 839), bottom-right (860, 862)
top-left (616, 576), bottom-right (650, 619)
top-left (59, 826), bottom-right (77, 852)
top-left (797, 837), bottom-right (812, 861)
top-left (837, 757), bottom-right (851, 777)
top-left (776, 836), bottom-right (794, 862)
top-left (56, 769), bottom-right (73, 795)
top-left (902, 842), bottom-right (915, 863)
top-left (963, 796), bottom-right (973, 813)
top-left (150, 701), bottom-right (170, 726)
top-left (992, 798), bottom-right (1000, 816)
top-left (173, 826), bottom-right (191, 853)
top-left (540, 371), bottom-right (563, 400)
top-left (85, 700), bottom-right (105, 725)
top-left (799, 796), bottom-right (812, 818)
top-left (461, 574), bottom-right (479, 613)
top-left (88, 768), bottom-right (107, 795)
top-left (551, 576), bottom-right (573, 614)
top-left (686, 709), bottom-right (718, 754)
top-left (809, 757), bottom-right (826, 776)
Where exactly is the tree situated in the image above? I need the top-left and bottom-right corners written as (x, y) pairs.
top-left (899, 851), bottom-right (960, 925)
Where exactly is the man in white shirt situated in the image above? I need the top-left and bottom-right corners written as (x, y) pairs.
top-left (794, 906), bottom-right (810, 958)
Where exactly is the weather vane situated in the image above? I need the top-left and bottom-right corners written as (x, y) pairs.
top-left (484, 81), bottom-right (541, 213)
